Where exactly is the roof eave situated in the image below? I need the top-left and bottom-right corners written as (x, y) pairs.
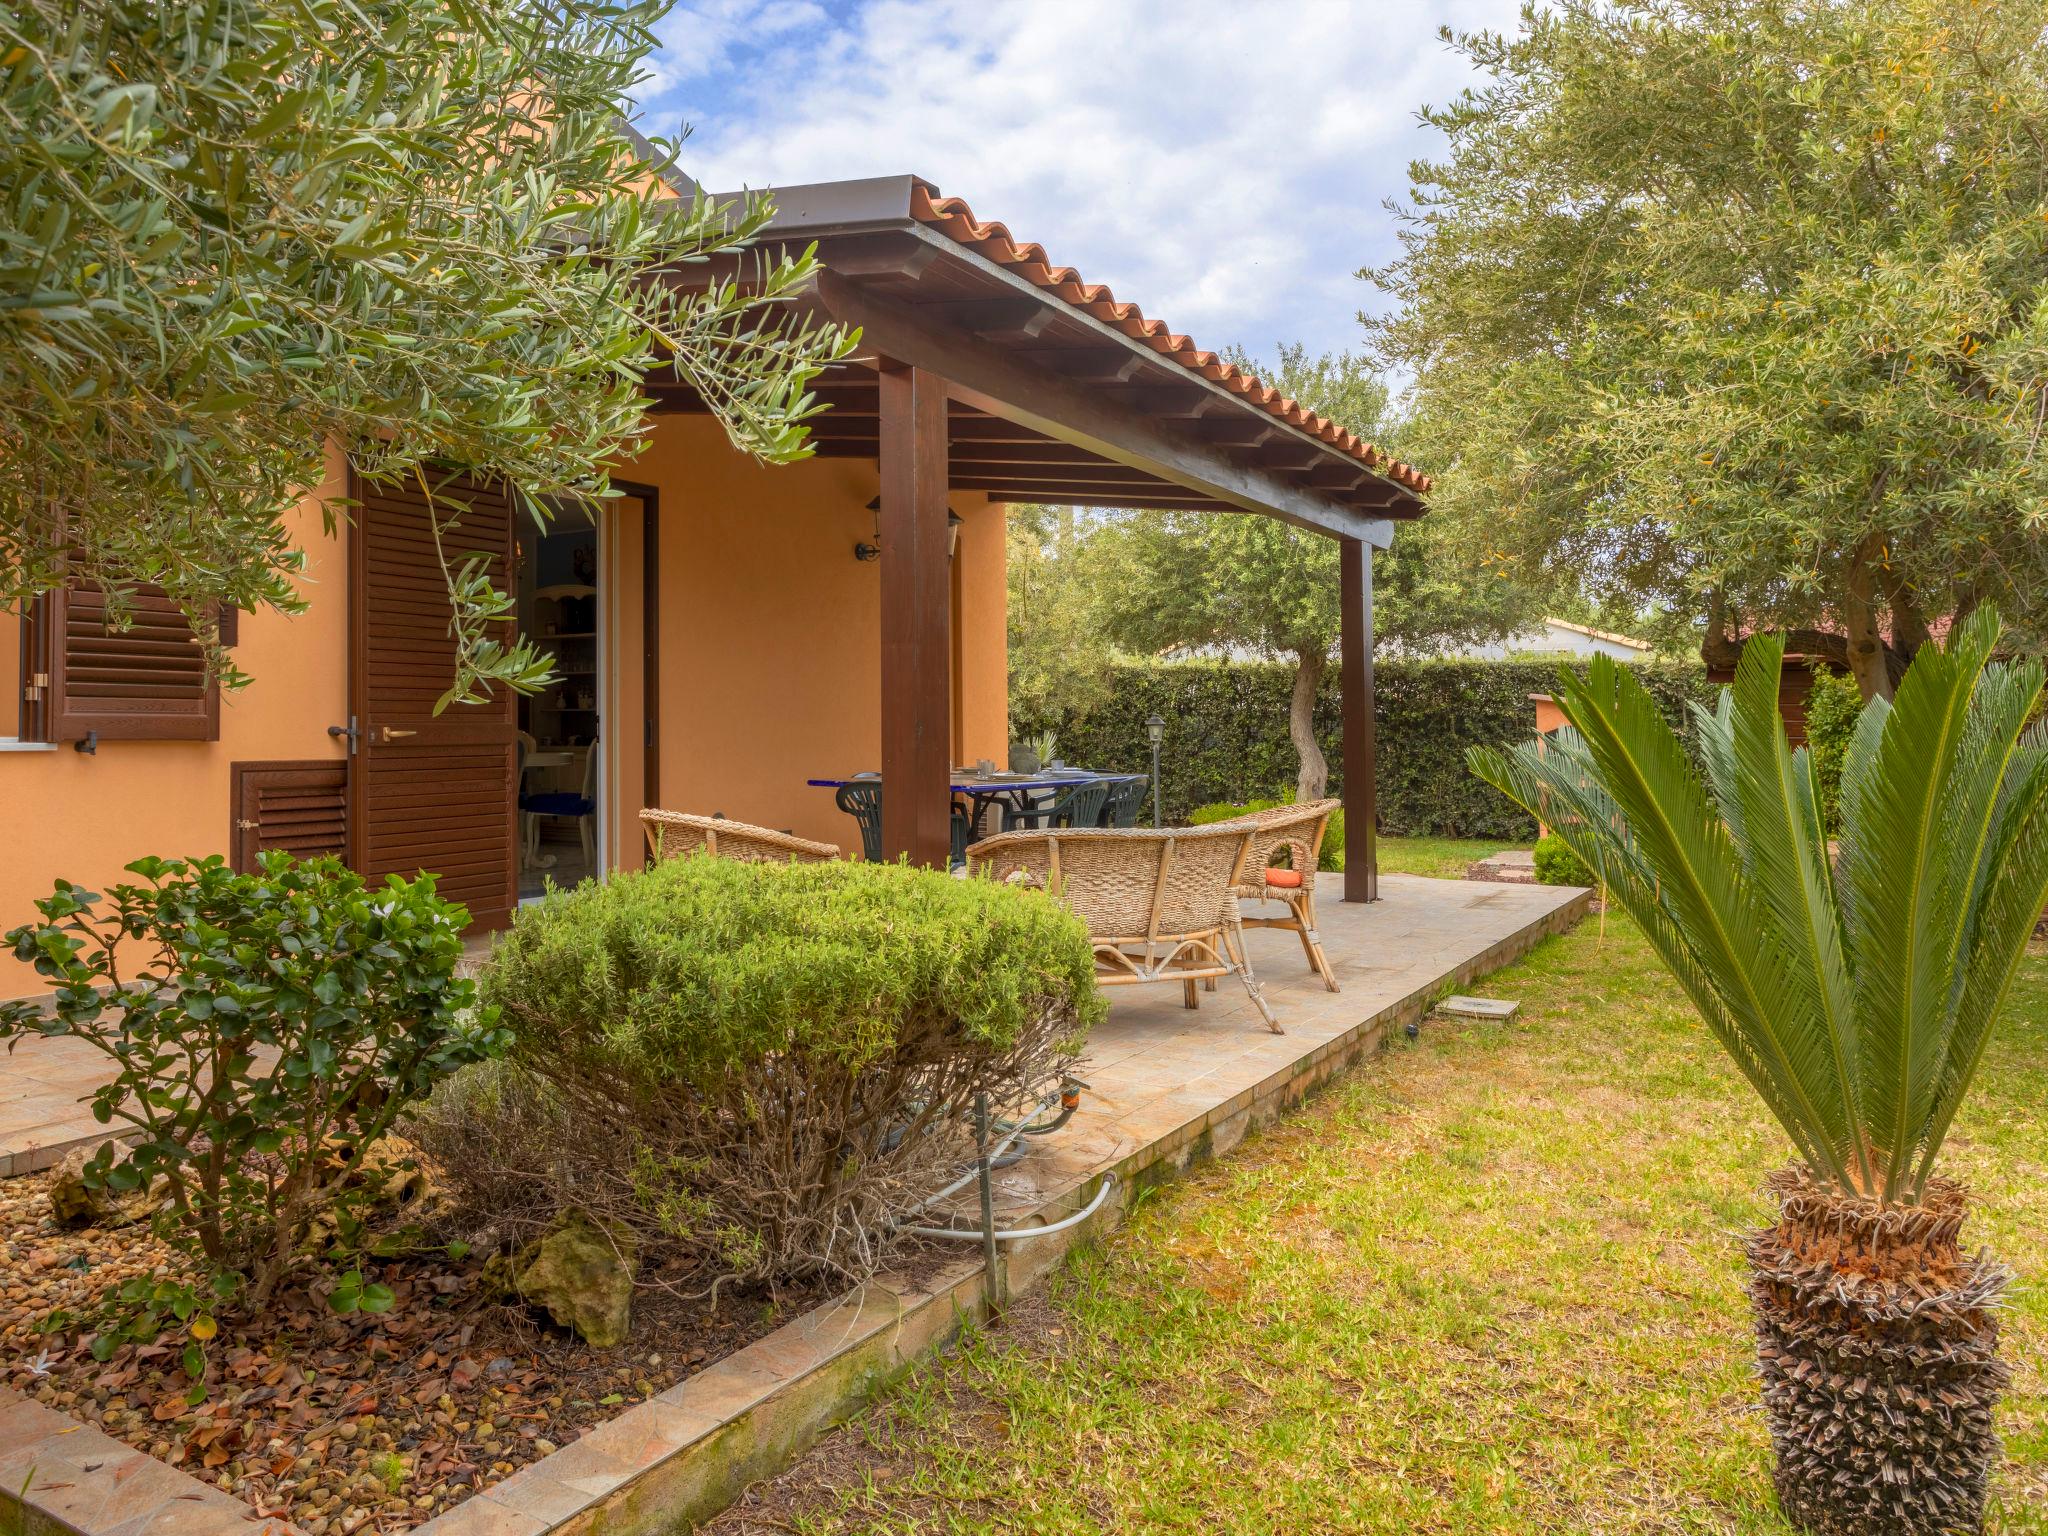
top-left (697, 176), bottom-right (1425, 524)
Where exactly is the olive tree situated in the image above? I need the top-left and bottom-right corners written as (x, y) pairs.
top-left (0, 0), bottom-right (851, 701)
top-left (1371, 0), bottom-right (2048, 699)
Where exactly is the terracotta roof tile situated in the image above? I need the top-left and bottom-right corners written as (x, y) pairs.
top-left (908, 180), bottom-right (1431, 497)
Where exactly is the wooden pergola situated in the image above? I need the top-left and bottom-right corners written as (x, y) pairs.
top-left (646, 175), bottom-right (1427, 899)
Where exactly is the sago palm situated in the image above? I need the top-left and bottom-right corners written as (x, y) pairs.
top-left (1470, 611), bottom-right (2048, 1536)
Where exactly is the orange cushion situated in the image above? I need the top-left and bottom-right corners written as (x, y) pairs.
top-left (1261, 867), bottom-right (1304, 889)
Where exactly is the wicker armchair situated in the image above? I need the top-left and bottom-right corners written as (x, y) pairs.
top-left (967, 823), bottom-right (1279, 1032)
top-left (641, 810), bottom-right (840, 865)
top-left (1225, 798), bottom-right (1340, 992)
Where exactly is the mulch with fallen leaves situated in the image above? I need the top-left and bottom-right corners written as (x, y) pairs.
top-left (0, 1171), bottom-right (834, 1534)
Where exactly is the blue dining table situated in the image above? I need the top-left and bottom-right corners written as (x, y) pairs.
top-left (805, 773), bottom-right (1113, 794)
top-left (809, 771), bottom-right (1146, 840)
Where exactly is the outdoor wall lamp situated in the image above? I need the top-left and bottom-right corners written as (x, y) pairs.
top-left (858, 497), bottom-right (964, 562)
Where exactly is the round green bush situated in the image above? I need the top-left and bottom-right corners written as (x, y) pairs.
top-left (482, 854), bottom-right (1104, 1081)
top-left (1533, 833), bottom-right (1597, 888)
top-left (442, 855), bottom-right (1105, 1286)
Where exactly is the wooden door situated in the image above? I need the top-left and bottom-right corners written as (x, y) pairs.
top-left (347, 470), bottom-right (519, 932)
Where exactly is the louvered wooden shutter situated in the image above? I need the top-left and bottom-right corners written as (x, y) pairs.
top-left (348, 470), bottom-right (520, 932)
top-left (231, 761), bottom-right (350, 873)
top-left (45, 585), bottom-right (219, 741)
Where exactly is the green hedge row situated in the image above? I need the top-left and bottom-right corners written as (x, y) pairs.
top-left (1011, 658), bottom-right (1719, 839)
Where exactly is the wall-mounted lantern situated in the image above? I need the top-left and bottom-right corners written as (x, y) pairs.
top-left (858, 497), bottom-right (964, 562)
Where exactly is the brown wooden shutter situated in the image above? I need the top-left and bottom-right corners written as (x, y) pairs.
top-left (45, 584), bottom-right (219, 742)
top-left (230, 760), bottom-right (350, 873)
top-left (18, 598), bottom-right (53, 742)
top-left (347, 469), bottom-right (520, 932)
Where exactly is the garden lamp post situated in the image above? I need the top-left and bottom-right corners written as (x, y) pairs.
top-left (1146, 714), bottom-right (1165, 827)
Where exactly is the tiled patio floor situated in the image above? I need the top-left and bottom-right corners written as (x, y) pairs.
top-left (0, 875), bottom-right (1588, 1181)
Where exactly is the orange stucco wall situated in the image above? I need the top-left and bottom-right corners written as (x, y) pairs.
top-left (623, 415), bottom-right (1008, 854)
top-left (0, 446), bottom-right (354, 998)
top-left (0, 420), bottom-right (1011, 998)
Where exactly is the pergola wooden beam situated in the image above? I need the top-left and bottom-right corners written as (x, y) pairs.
top-left (809, 270), bottom-right (1395, 547)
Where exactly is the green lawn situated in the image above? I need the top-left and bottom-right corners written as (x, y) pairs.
top-left (710, 919), bottom-right (2048, 1536)
top-left (1374, 834), bottom-right (1518, 880)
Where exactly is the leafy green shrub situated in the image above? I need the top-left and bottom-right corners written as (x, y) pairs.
top-left (1189, 793), bottom-right (1345, 871)
top-left (1012, 657), bottom-right (1717, 837)
top-left (0, 854), bottom-right (503, 1321)
top-left (422, 855), bottom-right (1103, 1288)
top-left (1801, 667), bottom-right (1863, 834)
top-left (1532, 833), bottom-right (1596, 888)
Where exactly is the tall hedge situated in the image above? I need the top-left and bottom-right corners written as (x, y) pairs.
top-left (1011, 658), bottom-right (1719, 839)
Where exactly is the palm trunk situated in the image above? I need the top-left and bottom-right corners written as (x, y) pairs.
top-left (1289, 646), bottom-right (1329, 804)
top-left (1748, 1165), bottom-right (2010, 1535)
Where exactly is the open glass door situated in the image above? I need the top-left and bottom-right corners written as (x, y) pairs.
top-left (515, 502), bottom-right (602, 900)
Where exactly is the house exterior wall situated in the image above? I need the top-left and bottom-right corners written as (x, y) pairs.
top-left (0, 444), bottom-right (353, 999)
top-left (618, 414), bottom-right (1008, 859)
top-left (0, 418), bottom-right (1011, 999)
top-left (1450, 621), bottom-right (1652, 662)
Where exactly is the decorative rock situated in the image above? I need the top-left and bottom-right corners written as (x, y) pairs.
top-left (48, 1142), bottom-right (152, 1228)
top-left (516, 1210), bottom-right (637, 1348)
top-left (353, 1133), bottom-right (438, 1207)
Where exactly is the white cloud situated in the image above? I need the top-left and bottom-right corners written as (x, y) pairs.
top-left (638, 0), bottom-right (1522, 368)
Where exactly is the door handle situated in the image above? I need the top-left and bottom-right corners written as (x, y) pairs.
top-left (382, 727), bottom-right (418, 742)
top-left (328, 717), bottom-right (359, 755)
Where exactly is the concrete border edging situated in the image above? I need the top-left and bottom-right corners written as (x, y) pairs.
top-left (3, 888), bottom-right (1591, 1536)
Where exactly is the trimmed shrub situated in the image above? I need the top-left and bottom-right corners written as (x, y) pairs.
top-left (1533, 833), bottom-right (1597, 888)
top-left (422, 854), bottom-right (1103, 1290)
top-left (1012, 657), bottom-right (1718, 838)
top-left (1802, 668), bottom-right (1864, 834)
top-left (0, 854), bottom-right (502, 1322)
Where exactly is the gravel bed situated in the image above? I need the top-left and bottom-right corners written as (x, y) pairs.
top-left (0, 1171), bottom-right (832, 1533)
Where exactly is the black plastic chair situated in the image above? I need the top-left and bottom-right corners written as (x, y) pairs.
top-left (836, 778), bottom-right (974, 866)
top-left (1005, 776), bottom-right (1110, 831)
top-left (834, 780), bottom-right (884, 862)
top-left (1100, 776), bottom-right (1149, 828)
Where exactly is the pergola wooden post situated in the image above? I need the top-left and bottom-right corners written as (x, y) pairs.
top-left (1340, 535), bottom-right (1378, 902)
top-left (877, 361), bottom-right (954, 868)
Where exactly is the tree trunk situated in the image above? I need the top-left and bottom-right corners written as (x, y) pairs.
top-left (1290, 646), bottom-right (1329, 803)
top-left (1882, 567), bottom-right (1932, 666)
top-left (1842, 536), bottom-right (1894, 702)
top-left (1749, 1165), bottom-right (2009, 1535)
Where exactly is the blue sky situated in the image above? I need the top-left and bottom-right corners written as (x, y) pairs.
top-left (634, 0), bottom-right (1523, 379)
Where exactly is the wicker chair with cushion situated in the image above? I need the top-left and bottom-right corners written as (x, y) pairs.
top-left (967, 823), bottom-right (1280, 1032)
top-left (641, 810), bottom-right (840, 865)
top-left (1225, 798), bottom-right (1341, 992)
